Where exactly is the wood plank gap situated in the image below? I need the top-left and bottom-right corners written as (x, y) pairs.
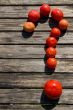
top-left (0, 103), bottom-right (72, 105)
top-left (0, 17), bottom-right (72, 19)
top-left (0, 86), bottom-right (72, 89)
top-left (0, 15), bottom-right (72, 19)
top-left (0, 4), bottom-right (73, 6)
top-left (0, 43), bottom-right (73, 45)
top-left (0, 72), bottom-right (72, 74)
top-left (3, 30), bottom-right (73, 32)
top-left (0, 58), bottom-right (72, 60)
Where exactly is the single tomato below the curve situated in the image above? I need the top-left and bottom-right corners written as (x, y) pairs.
top-left (44, 80), bottom-right (62, 100)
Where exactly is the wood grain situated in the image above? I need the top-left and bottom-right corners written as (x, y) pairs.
top-left (0, 6), bottom-right (73, 18)
top-left (0, 104), bottom-right (73, 110)
top-left (0, 59), bottom-right (72, 72)
top-left (0, 89), bottom-right (72, 104)
top-left (0, 32), bottom-right (72, 44)
top-left (0, 0), bottom-right (73, 109)
top-left (0, 73), bottom-right (73, 88)
top-left (0, 0), bottom-right (73, 5)
top-left (0, 18), bottom-right (72, 31)
top-left (0, 45), bottom-right (72, 58)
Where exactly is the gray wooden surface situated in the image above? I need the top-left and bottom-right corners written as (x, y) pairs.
top-left (0, 6), bottom-right (73, 18)
top-left (0, 0), bottom-right (73, 5)
top-left (0, 18), bottom-right (72, 31)
top-left (0, 0), bottom-right (73, 110)
top-left (0, 104), bottom-right (72, 110)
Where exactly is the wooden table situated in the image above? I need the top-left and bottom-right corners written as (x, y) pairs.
top-left (0, 0), bottom-right (73, 109)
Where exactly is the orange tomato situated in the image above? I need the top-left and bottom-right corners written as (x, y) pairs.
top-left (44, 80), bottom-right (62, 100)
top-left (59, 19), bottom-right (69, 30)
top-left (23, 22), bottom-right (35, 32)
top-left (46, 58), bottom-right (57, 69)
top-left (46, 47), bottom-right (57, 58)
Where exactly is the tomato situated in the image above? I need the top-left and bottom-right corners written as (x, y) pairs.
top-left (46, 47), bottom-right (56, 58)
top-left (23, 22), bottom-right (35, 32)
top-left (28, 10), bottom-right (40, 22)
top-left (59, 19), bottom-right (69, 30)
top-left (40, 4), bottom-right (50, 17)
top-left (46, 37), bottom-right (57, 47)
top-left (51, 9), bottom-right (63, 21)
top-left (50, 27), bottom-right (61, 38)
top-left (46, 58), bottom-right (57, 69)
top-left (44, 80), bottom-right (62, 100)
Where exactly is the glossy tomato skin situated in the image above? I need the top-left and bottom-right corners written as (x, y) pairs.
top-left (46, 47), bottom-right (56, 58)
top-left (51, 9), bottom-right (63, 21)
top-left (46, 37), bottom-right (57, 47)
top-left (40, 4), bottom-right (50, 17)
top-left (59, 19), bottom-right (69, 30)
top-left (46, 58), bottom-right (57, 69)
top-left (23, 22), bottom-right (35, 32)
top-left (28, 10), bottom-right (40, 22)
top-left (44, 80), bottom-right (62, 100)
top-left (50, 28), bottom-right (61, 38)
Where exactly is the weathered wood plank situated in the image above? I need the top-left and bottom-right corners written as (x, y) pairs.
top-left (0, 59), bottom-right (72, 72)
top-left (0, 6), bottom-right (73, 17)
top-left (0, 0), bottom-right (73, 5)
top-left (0, 89), bottom-right (72, 104)
top-left (0, 32), bottom-right (72, 44)
top-left (0, 104), bottom-right (73, 110)
top-left (0, 18), bottom-right (72, 31)
top-left (0, 45), bottom-right (72, 58)
top-left (0, 73), bottom-right (73, 88)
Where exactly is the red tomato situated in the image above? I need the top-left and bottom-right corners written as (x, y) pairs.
top-left (28, 10), bottom-right (40, 22)
top-left (46, 47), bottom-right (57, 58)
top-left (23, 22), bottom-right (35, 32)
top-left (44, 80), bottom-right (62, 100)
top-left (50, 28), bottom-right (61, 38)
top-left (51, 9), bottom-right (63, 21)
top-left (46, 58), bottom-right (57, 69)
top-left (46, 37), bottom-right (57, 47)
top-left (59, 19), bottom-right (69, 30)
top-left (40, 4), bottom-right (50, 17)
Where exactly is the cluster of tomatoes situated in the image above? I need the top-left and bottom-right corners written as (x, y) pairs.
top-left (23, 4), bottom-right (69, 100)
